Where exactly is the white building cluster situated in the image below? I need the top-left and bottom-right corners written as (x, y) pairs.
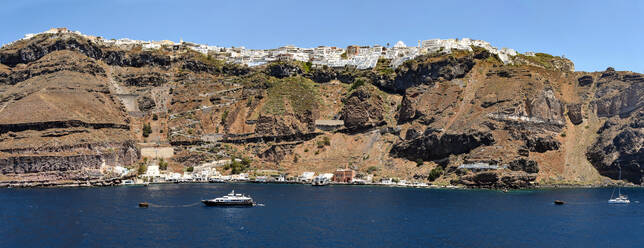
top-left (9, 28), bottom-right (522, 70)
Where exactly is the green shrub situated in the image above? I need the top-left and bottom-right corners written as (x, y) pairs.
top-left (317, 136), bottom-right (331, 148)
top-left (317, 141), bottom-right (325, 149)
top-left (152, 114), bottom-right (158, 120)
top-left (247, 96), bottom-right (254, 107)
top-left (428, 167), bottom-right (443, 181)
top-left (322, 136), bottom-right (330, 146)
top-left (415, 158), bottom-right (424, 166)
top-left (241, 157), bottom-right (252, 166)
top-left (138, 163), bottom-right (147, 175)
top-left (142, 123), bottom-right (152, 137)
top-left (159, 158), bottom-right (168, 170)
top-left (263, 76), bottom-right (319, 116)
top-left (186, 166), bottom-right (194, 172)
top-left (349, 78), bottom-right (366, 91)
top-left (367, 166), bottom-right (379, 174)
top-left (517, 52), bottom-right (560, 69)
top-left (224, 156), bottom-right (251, 174)
top-left (374, 58), bottom-right (394, 75)
top-left (221, 110), bottom-right (229, 125)
top-left (300, 61), bottom-right (312, 73)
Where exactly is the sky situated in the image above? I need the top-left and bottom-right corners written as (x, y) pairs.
top-left (1, 0), bottom-right (643, 72)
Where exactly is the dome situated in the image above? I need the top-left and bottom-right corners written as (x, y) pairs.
top-left (393, 41), bottom-right (406, 48)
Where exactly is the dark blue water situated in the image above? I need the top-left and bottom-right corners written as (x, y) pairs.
top-left (1, 184), bottom-right (643, 248)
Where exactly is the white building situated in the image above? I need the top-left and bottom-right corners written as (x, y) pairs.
top-left (380, 178), bottom-right (394, 185)
top-left (113, 166), bottom-right (129, 177)
top-left (231, 173), bottom-right (249, 181)
top-left (144, 165), bottom-right (160, 177)
top-left (13, 28), bottom-right (525, 72)
top-left (320, 173), bottom-right (334, 180)
top-left (163, 172), bottom-right (182, 181)
top-left (298, 172), bottom-right (315, 182)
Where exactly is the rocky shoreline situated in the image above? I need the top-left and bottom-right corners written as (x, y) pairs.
top-left (1, 178), bottom-right (637, 190)
top-left (0, 178), bottom-right (124, 188)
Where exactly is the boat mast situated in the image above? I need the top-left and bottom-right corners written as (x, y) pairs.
top-left (618, 167), bottom-right (622, 196)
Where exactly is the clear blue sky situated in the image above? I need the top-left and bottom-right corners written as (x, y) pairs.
top-left (1, 0), bottom-right (643, 72)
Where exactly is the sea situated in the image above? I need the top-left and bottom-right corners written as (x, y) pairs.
top-left (1, 183), bottom-right (643, 248)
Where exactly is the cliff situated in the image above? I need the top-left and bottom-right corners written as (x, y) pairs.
top-left (0, 29), bottom-right (640, 187)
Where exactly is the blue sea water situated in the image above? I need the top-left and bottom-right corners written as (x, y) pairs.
top-left (1, 184), bottom-right (643, 248)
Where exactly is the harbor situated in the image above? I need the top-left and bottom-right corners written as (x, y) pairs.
top-left (127, 164), bottom-right (442, 189)
top-left (2, 183), bottom-right (642, 247)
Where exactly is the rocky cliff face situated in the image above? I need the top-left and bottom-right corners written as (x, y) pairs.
top-left (585, 70), bottom-right (643, 183)
top-left (0, 31), bottom-right (641, 187)
top-left (383, 52), bottom-right (480, 92)
top-left (0, 37), bottom-right (140, 184)
top-left (391, 130), bottom-right (495, 162)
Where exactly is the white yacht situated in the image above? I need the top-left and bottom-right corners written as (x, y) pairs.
top-left (608, 167), bottom-right (630, 204)
top-left (202, 190), bottom-right (254, 206)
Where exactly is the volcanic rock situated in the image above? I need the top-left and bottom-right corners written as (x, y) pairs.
top-left (340, 86), bottom-right (386, 131)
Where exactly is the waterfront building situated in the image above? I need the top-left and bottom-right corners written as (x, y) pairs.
top-left (255, 176), bottom-right (268, 182)
top-left (366, 174), bottom-right (374, 183)
top-left (113, 166), bottom-right (129, 177)
top-left (298, 172), bottom-right (315, 183)
top-left (380, 178), bottom-right (394, 185)
top-left (231, 173), bottom-right (249, 181)
top-left (320, 173), bottom-right (334, 181)
top-left (275, 175), bottom-right (286, 182)
top-left (332, 169), bottom-right (355, 183)
top-left (140, 165), bottom-right (161, 182)
top-left (144, 165), bottom-right (160, 177)
top-left (163, 172), bottom-right (182, 182)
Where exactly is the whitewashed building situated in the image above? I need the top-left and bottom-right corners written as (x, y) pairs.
top-left (298, 172), bottom-right (315, 182)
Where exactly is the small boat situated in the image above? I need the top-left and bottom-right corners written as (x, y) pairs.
top-left (202, 190), bottom-right (254, 206)
top-left (608, 167), bottom-right (630, 204)
top-left (208, 178), bottom-right (225, 183)
top-left (609, 194), bottom-right (630, 204)
top-left (554, 200), bottom-right (565, 205)
top-left (311, 176), bottom-right (329, 186)
top-left (138, 202), bottom-right (149, 208)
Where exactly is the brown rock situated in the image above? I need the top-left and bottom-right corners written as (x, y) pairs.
top-left (567, 103), bottom-right (583, 125)
top-left (340, 86), bottom-right (385, 131)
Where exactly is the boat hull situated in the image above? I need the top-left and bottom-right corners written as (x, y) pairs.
top-left (201, 200), bottom-right (254, 207)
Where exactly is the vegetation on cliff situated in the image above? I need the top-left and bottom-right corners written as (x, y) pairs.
top-left (0, 31), bottom-right (641, 188)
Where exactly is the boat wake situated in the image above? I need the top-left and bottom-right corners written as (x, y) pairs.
top-left (146, 202), bottom-right (202, 208)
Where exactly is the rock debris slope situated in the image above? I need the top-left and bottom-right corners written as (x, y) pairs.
top-left (0, 28), bottom-right (640, 187)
